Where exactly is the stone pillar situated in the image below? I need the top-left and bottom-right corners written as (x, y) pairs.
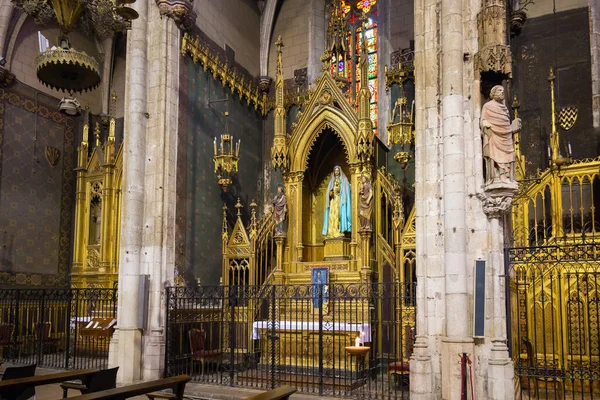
top-left (409, 0), bottom-right (440, 396)
top-left (110, 0), bottom-right (182, 383)
top-left (439, 0), bottom-right (474, 396)
top-left (590, 0), bottom-right (600, 128)
top-left (140, 4), bottom-right (181, 380)
top-left (307, 0), bottom-right (325, 84)
top-left (411, 0), bottom-right (518, 397)
top-left (0, 3), bottom-right (13, 57)
top-left (101, 37), bottom-right (115, 116)
top-left (478, 189), bottom-right (516, 400)
top-left (110, 0), bottom-right (148, 384)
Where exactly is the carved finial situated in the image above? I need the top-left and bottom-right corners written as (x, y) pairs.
top-left (276, 35), bottom-right (284, 76)
top-left (94, 122), bottom-right (101, 148)
top-left (222, 203), bottom-right (229, 240)
top-left (110, 92), bottom-right (117, 116)
top-left (249, 199), bottom-right (257, 239)
top-left (235, 198), bottom-right (243, 216)
top-left (512, 95), bottom-right (520, 118)
top-left (82, 107), bottom-right (90, 146)
top-left (321, 49), bottom-right (332, 73)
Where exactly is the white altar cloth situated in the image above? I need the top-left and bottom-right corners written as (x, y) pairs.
top-left (251, 321), bottom-right (371, 341)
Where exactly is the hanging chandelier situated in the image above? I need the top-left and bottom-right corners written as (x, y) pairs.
top-left (213, 112), bottom-right (240, 192)
top-left (13, 0), bottom-right (138, 93)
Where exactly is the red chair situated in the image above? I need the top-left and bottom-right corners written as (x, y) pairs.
top-left (388, 325), bottom-right (415, 389)
top-left (189, 329), bottom-right (221, 375)
top-left (36, 322), bottom-right (62, 352)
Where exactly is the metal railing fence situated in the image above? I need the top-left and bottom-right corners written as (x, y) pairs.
top-left (0, 288), bottom-right (117, 370)
top-left (165, 282), bottom-right (416, 399)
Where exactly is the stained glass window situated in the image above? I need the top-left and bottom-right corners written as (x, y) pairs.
top-left (352, 15), bottom-right (378, 134)
top-left (327, 0), bottom-right (378, 134)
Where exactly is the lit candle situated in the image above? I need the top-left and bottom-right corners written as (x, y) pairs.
top-left (213, 137), bottom-right (217, 155)
top-left (355, 336), bottom-right (360, 347)
top-left (568, 142), bottom-right (572, 157)
top-left (547, 145), bottom-right (551, 159)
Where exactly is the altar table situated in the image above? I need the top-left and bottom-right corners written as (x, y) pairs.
top-left (251, 320), bottom-right (371, 370)
top-left (251, 321), bottom-right (371, 341)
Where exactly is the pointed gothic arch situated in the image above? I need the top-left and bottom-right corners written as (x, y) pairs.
top-left (292, 106), bottom-right (358, 172)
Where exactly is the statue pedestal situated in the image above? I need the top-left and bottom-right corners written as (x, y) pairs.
top-left (324, 237), bottom-right (351, 261)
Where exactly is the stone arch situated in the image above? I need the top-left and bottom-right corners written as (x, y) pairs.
top-left (0, 2), bottom-right (14, 57)
top-left (291, 106), bottom-right (358, 172)
top-left (259, 0), bottom-right (280, 76)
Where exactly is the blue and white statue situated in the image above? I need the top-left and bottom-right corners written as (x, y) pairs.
top-left (322, 166), bottom-right (352, 238)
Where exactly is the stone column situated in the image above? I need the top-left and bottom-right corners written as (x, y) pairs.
top-left (307, 0), bottom-right (325, 84)
top-left (110, 0), bottom-right (183, 383)
top-left (409, 0), bottom-right (440, 396)
top-left (140, 4), bottom-right (181, 380)
top-left (0, 3), bottom-right (13, 57)
top-left (478, 190), bottom-right (516, 400)
top-left (101, 37), bottom-right (115, 116)
top-left (110, 0), bottom-right (148, 384)
top-left (439, 0), bottom-right (474, 396)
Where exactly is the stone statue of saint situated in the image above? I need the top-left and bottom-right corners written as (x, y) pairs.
top-left (273, 185), bottom-right (287, 235)
top-left (480, 85), bottom-right (521, 185)
top-left (359, 175), bottom-right (373, 232)
top-left (322, 166), bottom-right (352, 238)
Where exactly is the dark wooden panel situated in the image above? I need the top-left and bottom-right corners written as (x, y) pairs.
top-left (511, 7), bottom-right (594, 174)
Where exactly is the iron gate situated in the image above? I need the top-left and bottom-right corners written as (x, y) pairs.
top-left (507, 242), bottom-right (600, 398)
top-left (0, 288), bottom-right (117, 370)
top-left (165, 282), bottom-right (416, 399)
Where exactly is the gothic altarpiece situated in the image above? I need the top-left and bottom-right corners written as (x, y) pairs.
top-left (70, 113), bottom-right (122, 289)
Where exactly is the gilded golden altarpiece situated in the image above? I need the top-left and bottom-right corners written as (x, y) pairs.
top-left (509, 71), bottom-right (600, 393)
top-left (70, 113), bottom-right (122, 289)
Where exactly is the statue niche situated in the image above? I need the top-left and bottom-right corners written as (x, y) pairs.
top-left (301, 128), bottom-right (352, 261)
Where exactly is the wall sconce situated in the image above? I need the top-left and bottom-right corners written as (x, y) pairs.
top-left (213, 112), bottom-right (240, 191)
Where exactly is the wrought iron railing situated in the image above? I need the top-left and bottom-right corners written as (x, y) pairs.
top-left (506, 241), bottom-right (600, 397)
top-left (0, 288), bottom-right (117, 370)
top-left (165, 282), bottom-right (415, 399)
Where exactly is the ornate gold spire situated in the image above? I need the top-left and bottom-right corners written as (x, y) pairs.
top-left (512, 95), bottom-right (526, 181)
top-left (356, 14), bottom-right (374, 163)
top-left (271, 35), bottom-right (289, 171)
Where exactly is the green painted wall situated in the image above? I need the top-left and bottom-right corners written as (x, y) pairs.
top-left (181, 58), bottom-right (263, 285)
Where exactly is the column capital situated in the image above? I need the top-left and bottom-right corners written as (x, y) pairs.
top-left (155, 0), bottom-right (196, 31)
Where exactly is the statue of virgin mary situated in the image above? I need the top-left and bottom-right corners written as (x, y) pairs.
top-left (322, 166), bottom-right (352, 238)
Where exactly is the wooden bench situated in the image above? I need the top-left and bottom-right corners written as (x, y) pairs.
top-left (0, 369), bottom-right (99, 394)
top-left (244, 386), bottom-right (297, 400)
top-left (67, 375), bottom-right (190, 400)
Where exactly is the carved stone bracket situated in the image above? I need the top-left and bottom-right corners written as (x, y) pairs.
top-left (156, 0), bottom-right (197, 31)
top-left (475, 45), bottom-right (512, 77)
top-left (477, 183), bottom-right (518, 219)
top-left (0, 67), bottom-right (15, 88)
